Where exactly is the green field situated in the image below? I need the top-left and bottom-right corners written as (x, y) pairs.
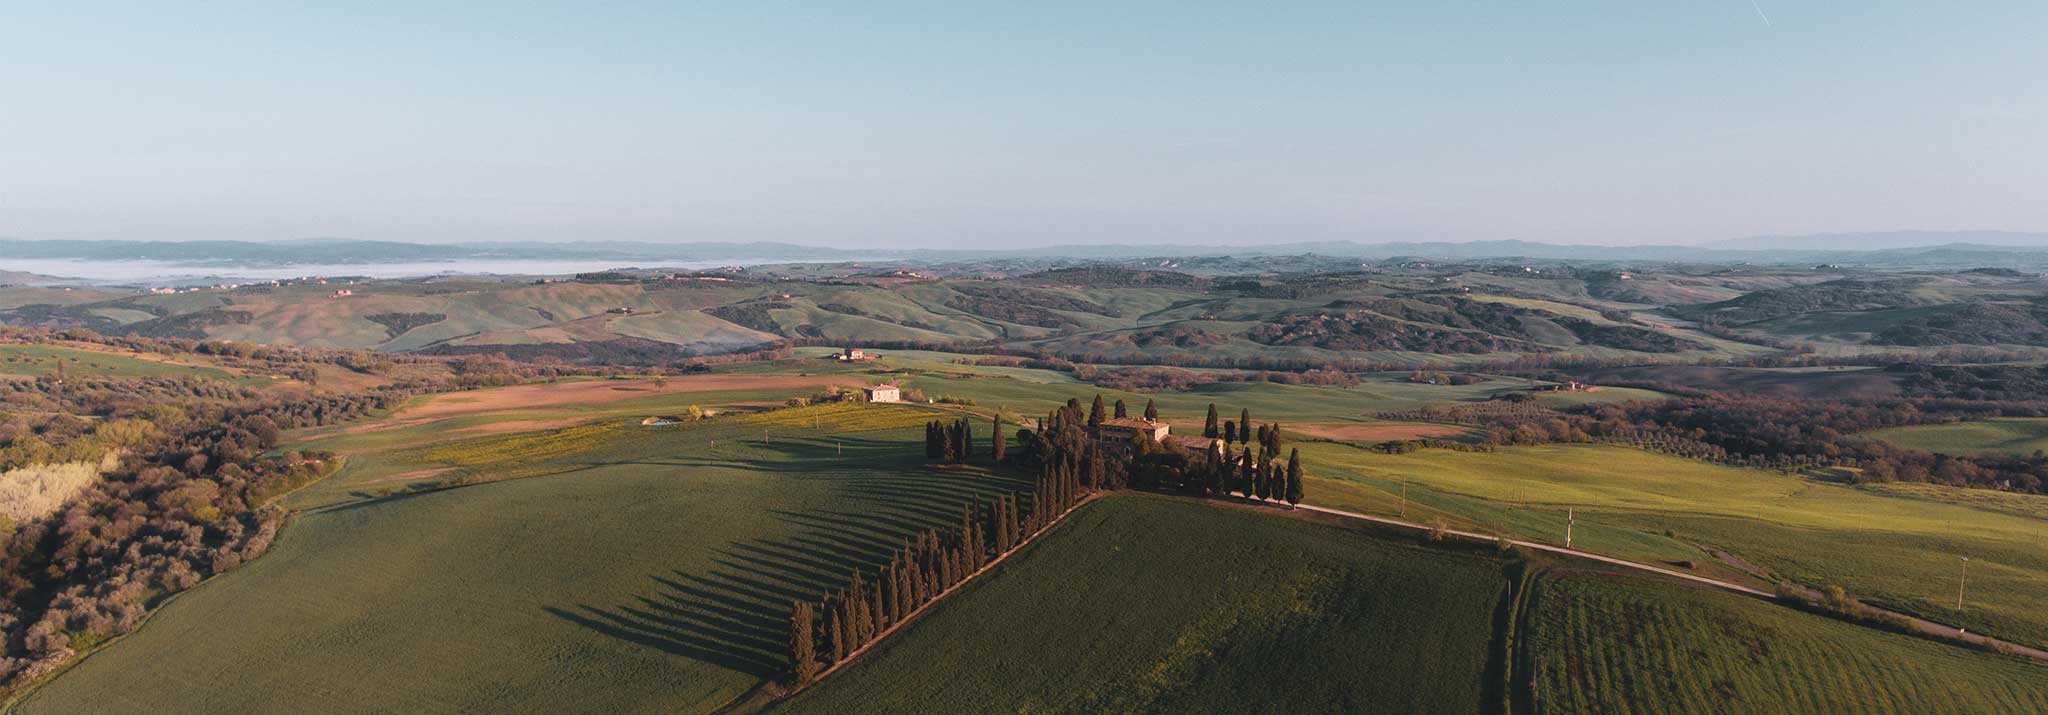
top-left (1526, 572), bottom-right (2048, 713)
top-left (0, 343), bottom-right (244, 381)
top-left (781, 495), bottom-right (2048, 714)
top-left (1871, 418), bottom-right (2048, 456)
top-left (279, 378), bottom-right (892, 508)
top-left (1296, 443), bottom-right (2048, 649)
top-left (777, 496), bottom-right (1508, 714)
top-left (14, 404), bottom-right (1027, 714)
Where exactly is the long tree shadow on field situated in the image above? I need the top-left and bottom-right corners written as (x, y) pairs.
top-left (542, 458), bottom-right (1034, 678)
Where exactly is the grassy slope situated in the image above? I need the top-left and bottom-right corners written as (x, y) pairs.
top-left (16, 406), bottom-right (1026, 715)
top-left (1297, 443), bottom-right (2048, 649)
top-left (0, 344), bottom-right (244, 381)
top-left (777, 496), bottom-right (1505, 715)
top-left (1527, 571), bottom-right (2048, 714)
top-left (1870, 418), bottom-right (2048, 456)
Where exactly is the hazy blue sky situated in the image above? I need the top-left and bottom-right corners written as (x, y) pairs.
top-left (3, 2), bottom-right (2043, 247)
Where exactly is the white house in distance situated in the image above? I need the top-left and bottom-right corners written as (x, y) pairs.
top-left (863, 385), bottom-right (901, 403)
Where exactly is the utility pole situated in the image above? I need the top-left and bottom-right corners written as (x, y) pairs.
top-left (1565, 508), bottom-right (1575, 549)
top-left (1958, 556), bottom-right (1970, 611)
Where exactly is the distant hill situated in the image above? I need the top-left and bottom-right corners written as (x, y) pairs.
top-left (15, 235), bottom-right (2048, 284)
top-left (0, 238), bottom-right (888, 266)
top-left (1710, 231), bottom-right (2048, 251)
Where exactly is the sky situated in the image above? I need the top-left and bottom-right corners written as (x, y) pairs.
top-left (2, 2), bottom-right (2044, 248)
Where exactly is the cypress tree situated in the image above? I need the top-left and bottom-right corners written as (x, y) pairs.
top-left (1143, 399), bottom-right (1158, 421)
top-left (991, 413), bottom-right (1005, 462)
top-left (871, 588), bottom-right (887, 632)
top-left (1223, 420), bottom-right (1236, 444)
top-left (1004, 496), bottom-right (1020, 550)
top-left (1089, 394), bottom-right (1107, 429)
top-left (789, 601), bottom-right (819, 685)
top-left (958, 418), bottom-right (972, 463)
top-left (1286, 448), bottom-right (1304, 506)
top-left (1253, 448), bottom-right (1269, 499)
top-left (1239, 409), bottom-right (1251, 444)
top-left (1238, 448), bottom-right (1254, 495)
top-left (881, 563), bottom-right (899, 625)
top-left (1114, 399), bottom-right (1127, 418)
top-left (849, 571), bottom-right (872, 643)
top-left (1207, 448), bottom-right (1226, 495)
top-left (1204, 404), bottom-right (1219, 438)
top-left (829, 600), bottom-right (847, 663)
top-left (897, 565), bottom-right (913, 617)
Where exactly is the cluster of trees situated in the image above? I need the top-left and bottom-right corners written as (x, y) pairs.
top-left (1894, 363), bottom-right (2048, 402)
top-left (787, 464), bottom-right (1088, 686)
top-left (0, 405), bottom-right (336, 682)
top-left (1213, 412), bottom-right (1303, 505)
top-left (921, 419), bottom-right (974, 463)
top-left (1406, 370), bottom-right (1488, 386)
top-left (1017, 399), bottom-right (1307, 506)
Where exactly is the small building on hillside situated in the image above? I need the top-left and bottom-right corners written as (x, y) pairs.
top-left (1099, 417), bottom-right (1170, 443)
top-left (863, 385), bottom-right (901, 403)
top-left (838, 347), bottom-right (878, 362)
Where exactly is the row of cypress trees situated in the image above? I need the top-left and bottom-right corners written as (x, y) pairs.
top-left (788, 463), bottom-right (1087, 686)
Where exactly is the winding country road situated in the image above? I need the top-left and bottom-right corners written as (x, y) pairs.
top-left (1274, 499), bottom-right (2048, 663)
